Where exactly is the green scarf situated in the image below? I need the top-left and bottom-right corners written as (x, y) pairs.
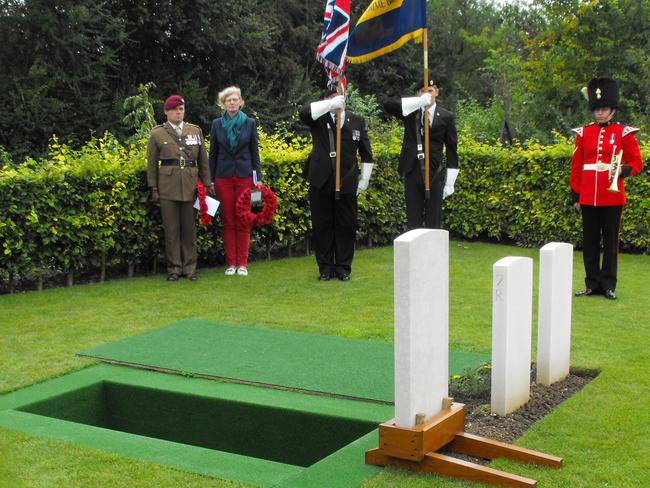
top-left (221, 110), bottom-right (247, 153)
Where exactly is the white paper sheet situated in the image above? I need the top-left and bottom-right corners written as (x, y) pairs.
top-left (194, 195), bottom-right (220, 216)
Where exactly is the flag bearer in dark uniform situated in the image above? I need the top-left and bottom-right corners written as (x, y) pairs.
top-left (571, 77), bottom-right (643, 300)
top-left (385, 80), bottom-right (459, 230)
top-left (147, 94), bottom-right (213, 282)
top-left (299, 90), bottom-right (374, 281)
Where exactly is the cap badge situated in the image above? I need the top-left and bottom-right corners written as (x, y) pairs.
top-left (596, 88), bottom-right (602, 99)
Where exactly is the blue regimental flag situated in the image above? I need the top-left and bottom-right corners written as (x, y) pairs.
top-left (347, 0), bottom-right (427, 64)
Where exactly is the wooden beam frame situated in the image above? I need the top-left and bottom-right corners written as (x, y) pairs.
top-left (366, 403), bottom-right (562, 487)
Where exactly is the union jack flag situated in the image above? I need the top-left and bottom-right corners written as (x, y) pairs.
top-left (316, 0), bottom-right (350, 90)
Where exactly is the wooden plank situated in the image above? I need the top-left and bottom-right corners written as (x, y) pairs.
top-left (449, 432), bottom-right (563, 468)
top-left (423, 452), bottom-right (538, 487)
top-left (377, 420), bottom-right (422, 461)
top-left (367, 449), bottom-right (537, 487)
top-left (413, 403), bottom-right (465, 432)
top-left (420, 404), bottom-right (465, 455)
top-left (378, 404), bottom-right (465, 461)
top-left (365, 448), bottom-right (389, 466)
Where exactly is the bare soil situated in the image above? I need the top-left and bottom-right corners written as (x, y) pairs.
top-left (445, 368), bottom-right (597, 464)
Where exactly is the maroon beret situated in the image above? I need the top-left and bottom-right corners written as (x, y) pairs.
top-left (163, 94), bottom-right (185, 111)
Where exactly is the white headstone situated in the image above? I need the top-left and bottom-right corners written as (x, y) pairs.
top-left (491, 256), bottom-right (533, 416)
top-left (394, 229), bottom-right (449, 428)
top-left (537, 242), bottom-right (573, 386)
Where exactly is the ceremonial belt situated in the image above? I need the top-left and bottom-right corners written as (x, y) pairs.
top-left (326, 122), bottom-right (337, 171)
top-left (161, 158), bottom-right (198, 167)
top-left (416, 112), bottom-right (426, 179)
top-left (583, 163), bottom-right (611, 171)
top-left (416, 113), bottom-right (426, 160)
top-left (163, 123), bottom-right (199, 168)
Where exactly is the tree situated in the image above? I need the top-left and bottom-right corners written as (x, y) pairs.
top-left (4, 0), bottom-right (647, 161)
top-left (522, 0), bottom-right (650, 137)
top-left (122, 82), bottom-right (160, 140)
top-left (0, 1), bottom-right (127, 159)
top-left (462, 3), bottom-right (544, 141)
top-left (108, 0), bottom-right (324, 129)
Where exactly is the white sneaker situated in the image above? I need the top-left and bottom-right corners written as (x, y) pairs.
top-left (236, 267), bottom-right (248, 276)
top-left (224, 266), bottom-right (236, 276)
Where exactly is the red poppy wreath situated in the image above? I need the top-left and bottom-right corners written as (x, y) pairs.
top-left (235, 184), bottom-right (278, 227)
top-left (196, 180), bottom-right (211, 226)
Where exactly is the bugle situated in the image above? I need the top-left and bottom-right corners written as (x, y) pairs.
top-left (607, 147), bottom-right (623, 193)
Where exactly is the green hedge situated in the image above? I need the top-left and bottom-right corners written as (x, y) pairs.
top-left (448, 135), bottom-right (650, 252)
top-left (1, 128), bottom-right (648, 292)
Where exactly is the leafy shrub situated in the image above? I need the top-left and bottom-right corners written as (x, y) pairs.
top-left (0, 126), bottom-right (648, 293)
top-left (449, 135), bottom-right (650, 253)
top-left (0, 145), bottom-right (12, 169)
top-left (449, 364), bottom-right (492, 400)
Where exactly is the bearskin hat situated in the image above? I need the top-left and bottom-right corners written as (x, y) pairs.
top-left (586, 77), bottom-right (619, 111)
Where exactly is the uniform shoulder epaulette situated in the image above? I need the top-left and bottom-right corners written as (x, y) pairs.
top-left (622, 126), bottom-right (640, 137)
top-left (571, 127), bottom-right (584, 137)
top-left (185, 122), bottom-right (199, 128)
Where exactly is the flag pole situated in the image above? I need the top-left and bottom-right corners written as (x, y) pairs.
top-left (423, 28), bottom-right (430, 200)
top-left (335, 75), bottom-right (342, 201)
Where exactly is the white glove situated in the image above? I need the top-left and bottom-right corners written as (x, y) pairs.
top-left (443, 168), bottom-right (459, 199)
top-left (401, 97), bottom-right (420, 116)
top-left (419, 92), bottom-right (432, 108)
top-left (357, 179), bottom-right (369, 195)
top-left (310, 96), bottom-right (346, 119)
top-left (401, 93), bottom-right (432, 116)
top-left (310, 99), bottom-right (331, 119)
top-left (329, 95), bottom-right (346, 112)
top-left (357, 163), bottom-right (374, 195)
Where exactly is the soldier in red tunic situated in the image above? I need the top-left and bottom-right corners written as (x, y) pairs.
top-left (570, 77), bottom-right (643, 300)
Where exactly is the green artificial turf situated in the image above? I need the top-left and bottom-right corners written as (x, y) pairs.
top-left (79, 320), bottom-right (488, 403)
top-left (0, 364), bottom-right (392, 487)
top-left (1, 241), bottom-right (650, 487)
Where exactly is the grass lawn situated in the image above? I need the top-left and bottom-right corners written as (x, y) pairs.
top-left (1, 241), bottom-right (649, 487)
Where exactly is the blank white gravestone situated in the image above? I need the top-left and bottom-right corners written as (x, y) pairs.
top-left (394, 229), bottom-right (449, 428)
top-left (537, 242), bottom-right (573, 386)
top-left (491, 256), bottom-right (533, 416)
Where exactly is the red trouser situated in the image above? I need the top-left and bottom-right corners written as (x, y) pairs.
top-left (215, 176), bottom-right (253, 267)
